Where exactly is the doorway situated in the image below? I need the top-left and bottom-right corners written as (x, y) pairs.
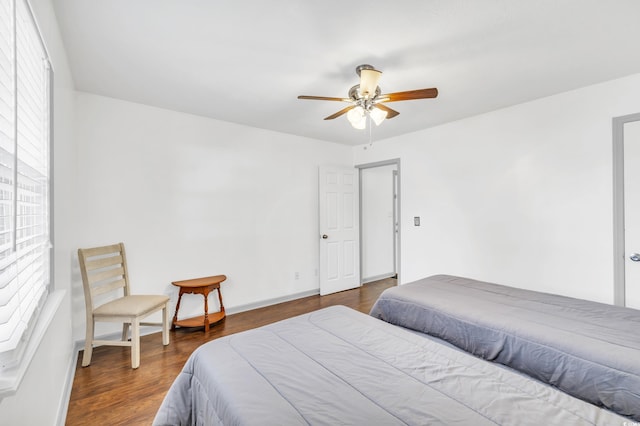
top-left (358, 159), bottom-right (400, 285)
top-left (613, 113), bottom-right (640, 308)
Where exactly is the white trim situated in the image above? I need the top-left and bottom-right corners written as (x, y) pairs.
top-left (361, 273), bottom-right (396, 284)
top-left (356, 158), bottom-right (402, 285)
top-left (225, 289), bottom-right (319, 315)
top-left (56, 337), bottom-right (78, 426)
top-left (612, 112), bottom-right (640, 306)
top-left (0, 289), bottom-right (65, 399)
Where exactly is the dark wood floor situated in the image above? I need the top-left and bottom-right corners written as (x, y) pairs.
top-left (65, 278), bottom-right (396, 425)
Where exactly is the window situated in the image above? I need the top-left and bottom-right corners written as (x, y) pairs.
top-left (0, 0), bottom-right (51, 369)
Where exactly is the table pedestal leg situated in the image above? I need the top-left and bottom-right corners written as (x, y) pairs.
top-left (203, 290), bottom-right (210, 332)
top-left (171, 291), bottom-right (184, 331)
top-left (217, 288), bottom-right (225, 313)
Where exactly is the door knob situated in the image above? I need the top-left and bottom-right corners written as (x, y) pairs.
top-left (322, 234), bottom-right (328, 239)
top-left (630, 253), bottom-right (640, 262)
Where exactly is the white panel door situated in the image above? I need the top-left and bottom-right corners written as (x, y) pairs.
top-left (319, 166), bottom-right (360, 295)
top-left (624, 120), bottom-right (640, 309)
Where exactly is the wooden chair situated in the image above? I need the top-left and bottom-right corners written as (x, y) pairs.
top-left (78, 243), bottom-right (170, 369)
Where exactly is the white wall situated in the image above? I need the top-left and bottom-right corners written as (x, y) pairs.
top-left (361, 165), bottom-right (396, 281)
top-left (73, 93), bottom-right (353, 341)
top-left (354, 73), bottom-right (640, 304)
top-left (0, 0), bottom-right (77, 424)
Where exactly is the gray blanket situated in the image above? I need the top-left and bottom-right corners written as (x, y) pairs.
top-left (154, 305), bottom-right (626, 425)
top-left (370, 274), bottom-right (640, 421)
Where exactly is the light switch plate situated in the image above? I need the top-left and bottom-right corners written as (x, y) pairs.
top-left (414, 217), bottom-right (420, 226)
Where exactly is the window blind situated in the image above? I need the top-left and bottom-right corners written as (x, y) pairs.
top-left (0, 0), bottom-right (50, 367)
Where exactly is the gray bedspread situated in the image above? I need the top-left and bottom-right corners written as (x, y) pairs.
top-left (153, 305), bottom-right (626, 425)
top-left (370, 274), bottom-right (640, 421)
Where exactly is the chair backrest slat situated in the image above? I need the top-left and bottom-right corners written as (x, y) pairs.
top-left (84, 254), bottom-right (124, 272)
top-left (80, 243), bottom-right (123, 258)
top-left (92, 278), bottom-right (127, 297)
top-left (78, 243), bottom-right (131, 310)
top-left (87, 266), bottom-right (124, 287)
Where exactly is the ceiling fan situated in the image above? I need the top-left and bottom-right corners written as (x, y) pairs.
top-left (298, 64), bottom-right (438, 129)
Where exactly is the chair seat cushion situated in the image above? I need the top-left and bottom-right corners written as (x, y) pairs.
top-left (94, 294), bottom-right (170, 317)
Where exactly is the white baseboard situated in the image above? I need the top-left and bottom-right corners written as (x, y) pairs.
top-left (361, 272), bottom-right (396, 284)
top-left (57, 341), bottom-right (79, 426)
top-left (225, 289), bottom-right (319, 315)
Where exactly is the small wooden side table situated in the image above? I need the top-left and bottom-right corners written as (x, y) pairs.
top-left (171, 275), bottom-right (227, 332)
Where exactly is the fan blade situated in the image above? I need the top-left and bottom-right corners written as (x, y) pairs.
top-left (298, 95), bottom-right (350, 102)
top-left (373, 104), bottom-right (400, 119)
top-left (324, 105), bottom-right (355, 120)
top-left (379, 88), bottom-right (438, 102)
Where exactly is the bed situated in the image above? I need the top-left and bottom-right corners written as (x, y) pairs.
top-left (370, 274), bottom-right (640, 421)
top-left (153, 305), bottom-right (628, 425)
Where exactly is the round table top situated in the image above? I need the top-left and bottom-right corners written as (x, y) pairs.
top-left (171, 274), bottom-right (227, 288)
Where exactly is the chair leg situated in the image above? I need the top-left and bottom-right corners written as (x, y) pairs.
top-left (122, 323), bottom-right (130, 341)
top-left (162, 304), bottom-right (170, 346)
top-left (131, 318), bottom-right (140, 369)
top-left (82, 318), bottom-right (94, 367)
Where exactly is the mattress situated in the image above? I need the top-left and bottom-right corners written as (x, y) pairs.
top-left (153, 305), bottom-right (626, 425)
top-left (370, 274), bottom-right (640, 420)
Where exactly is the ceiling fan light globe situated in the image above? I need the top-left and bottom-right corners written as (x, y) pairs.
top-left (351, 119), bottom-right (367, 130)
top-left (352, 119), bottom-right (366, 130)
top-left (347, 106), bottom-right (366, 129)
top-left (359, 69), bottom-right (382, 99)
top-left (369, 107), bottom-right (388, 126)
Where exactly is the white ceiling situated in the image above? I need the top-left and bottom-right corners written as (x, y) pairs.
top-left (52, 0), bottom-right (640, 145)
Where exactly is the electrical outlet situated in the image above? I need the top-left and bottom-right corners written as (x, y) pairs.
top-left (414, 216), bottom-right (420, 226)
top-left (294, 272), bottom-right (300, 280)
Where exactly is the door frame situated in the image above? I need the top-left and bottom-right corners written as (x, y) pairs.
top-left (356, 158), bottom-right (401, 285)
top-left (612, 112), bottom-right (640, 306)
